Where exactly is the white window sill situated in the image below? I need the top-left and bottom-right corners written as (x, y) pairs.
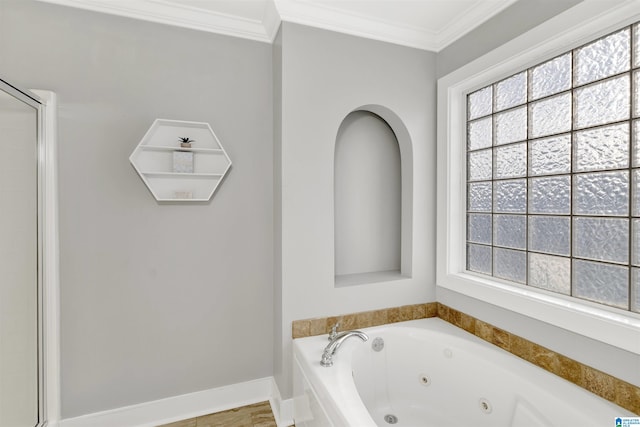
top-left (438, 271), bottom-right (640, 355)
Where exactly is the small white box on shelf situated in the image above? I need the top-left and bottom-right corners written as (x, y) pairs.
top-left (173, 151), bottom-right (194, 173)
top-left (174, 191), bottom-right (193, 199)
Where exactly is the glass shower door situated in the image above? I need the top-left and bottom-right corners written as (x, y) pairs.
top-left (0, 85), bottom-right (40, 427)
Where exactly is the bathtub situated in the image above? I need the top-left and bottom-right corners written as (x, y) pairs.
top-left (292, 318), bottom-right (634, 426)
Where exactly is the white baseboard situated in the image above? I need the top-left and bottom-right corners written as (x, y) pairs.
top-left (269, 381), bottom-right (294, 427)
top-left (60, 377), bottom-right (292, 427)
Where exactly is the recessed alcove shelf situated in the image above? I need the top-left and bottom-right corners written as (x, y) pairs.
top-left (335, 270), bottom-right (408, 287)
top-left (130, 119), bottom-right (232, 202)
top-left (334, 110), bottom-right (410, 287)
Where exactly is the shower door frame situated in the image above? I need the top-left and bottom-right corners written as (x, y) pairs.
top-left (0, 79), bottom-right (60, 427)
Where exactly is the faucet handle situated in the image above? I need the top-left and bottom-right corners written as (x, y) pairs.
top-left (328, 321), bottom-right (341, 340)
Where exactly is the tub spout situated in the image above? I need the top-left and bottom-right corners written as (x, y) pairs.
top-left (320, 330), bottom-right (368, 367)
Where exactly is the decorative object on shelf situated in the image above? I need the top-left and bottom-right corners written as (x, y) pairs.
top-left (174, 191), bottom-right (193, 199)
top-left (179, 137), bottom-right (194, 148)
top-left (172, 151), bottom-right (194, 173)
top-left (129, 119), bottom-right (232, 202)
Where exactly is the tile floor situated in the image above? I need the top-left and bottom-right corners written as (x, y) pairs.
top-left (157, 401), bottom-right (281, 427)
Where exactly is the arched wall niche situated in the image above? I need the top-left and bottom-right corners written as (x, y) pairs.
top-left (334, 104), bottom-right (414, 287)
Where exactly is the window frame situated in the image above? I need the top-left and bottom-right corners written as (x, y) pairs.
top-left (437, 0), bottom-right (640, 355)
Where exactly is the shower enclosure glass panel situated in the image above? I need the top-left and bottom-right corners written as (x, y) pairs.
top-left (0, 86), bottom-right (39, 426)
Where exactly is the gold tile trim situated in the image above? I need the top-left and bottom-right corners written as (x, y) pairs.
top-left (291, 302), bottom-right (639, 415)
top-left (291, 303), bottom-right (438, 339)
top-left (437, 303), bottom-right (640, 415)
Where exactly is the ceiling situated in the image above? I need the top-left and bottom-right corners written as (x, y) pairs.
top-left (36, 0), bottom-right (519, 51)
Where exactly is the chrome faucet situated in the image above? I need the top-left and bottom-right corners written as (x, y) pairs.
top-left (320, 329), bottom-right (368, 367)
top-left (328, 321), bottom-right (341, 341)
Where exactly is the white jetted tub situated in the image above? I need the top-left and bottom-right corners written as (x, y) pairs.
top-left (292, 318), bottom-right (634, 426)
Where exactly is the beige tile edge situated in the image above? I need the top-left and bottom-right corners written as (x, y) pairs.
top-left (291, 302), bottom-right (438, 340)
top-left (291, 302), bottom-right (639, 415)
top-left (437, 303), bottom-right (640, 415)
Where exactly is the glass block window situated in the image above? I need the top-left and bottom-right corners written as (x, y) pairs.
top-left (466, 23), bottom-right (640, 313)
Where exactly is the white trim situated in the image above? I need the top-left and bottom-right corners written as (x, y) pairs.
top-left (59, 377), bottom-right (291, 427)
top-left (436, 0), bottom-right (518, 49)
top-left (437, 0), bottom-right (640, 355)
top-left (275, 0), bottom-right (439, 51)
top-left (275, 0), bottom-right (517, 52)
top-left (263, 0), bottom-right (282, 42)
top-left (33, 90), bottom-right (61, 427)
top-left (269, 381), bottom-right (294, 427)
top-left (34, 0), bottom-right (275, 43)
top-left (34, 0), bottom-right (516, 51)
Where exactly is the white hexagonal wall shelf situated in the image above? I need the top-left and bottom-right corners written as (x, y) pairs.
top-left (130, 119), bottom-right (232, 202)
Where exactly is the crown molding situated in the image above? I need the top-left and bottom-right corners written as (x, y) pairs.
top-left (35, 0), bottom-right (277, 43)
top-left (263, 0), bottom-right (283, 41)
top-left (436, 0), bottom-right (519, 48)
top-left (274, 0), bottom-right (520, 51)
top-left (274, 0), bottom-right (440, 51)
top-left (36, 0), bottom-right (521, 51)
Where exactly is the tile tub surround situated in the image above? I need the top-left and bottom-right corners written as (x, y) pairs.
top-left (291, 302), bottom-right (640, 415)
top-left (156, 401), bottom-right (280, 427)
top-left (436, 303), bottom-right (640, 415)
top-left (291, 303), bottom-right (438, 339)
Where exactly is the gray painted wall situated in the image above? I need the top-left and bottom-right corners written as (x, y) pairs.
top-left (275, 22), bottom-right (437, 398)
top-left (0, 0), bottom-right (273, 418)
top-left (437, 0), bottom-right (582, 78)
top-left (1, 0), bottom-right (633, 420)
